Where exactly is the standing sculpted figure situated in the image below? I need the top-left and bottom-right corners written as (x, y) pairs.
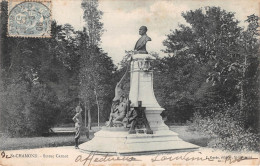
top-left (73, 104), bottom-right (84, 149)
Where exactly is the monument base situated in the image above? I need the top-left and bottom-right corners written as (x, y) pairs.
top-left (79, 128), bottom-right (199, 155)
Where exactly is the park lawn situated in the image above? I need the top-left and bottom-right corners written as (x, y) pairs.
top-left (0, 126), bottom-right (210, 150)
top-left (169, 125), bottom-right (210, 147)
top-left (0, 135), bottom-right (91, 150)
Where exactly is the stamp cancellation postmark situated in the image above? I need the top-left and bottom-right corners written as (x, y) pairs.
top-left (8, 0), bottom-right (52, 38)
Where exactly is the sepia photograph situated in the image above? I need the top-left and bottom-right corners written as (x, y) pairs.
top-left (0, 0), bottom-right (259, 165)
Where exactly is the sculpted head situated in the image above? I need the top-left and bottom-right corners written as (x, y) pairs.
top-left (139, 26), bottom-right (148, 36)
top-left (76, 105), bottom-right (82, 113)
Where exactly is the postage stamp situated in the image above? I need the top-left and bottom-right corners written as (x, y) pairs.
top-left (8, 0), bottom-right (52, 38)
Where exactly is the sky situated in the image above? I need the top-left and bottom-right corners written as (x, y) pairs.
top-left (52, 0), bottom-right (259, 65)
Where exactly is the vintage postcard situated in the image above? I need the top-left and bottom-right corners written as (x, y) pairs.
top-left (0, 0), bottom-right (259, 166)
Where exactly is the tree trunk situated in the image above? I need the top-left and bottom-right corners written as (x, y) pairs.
top-left (94, 88), bottom-right (100, 127)
top-left (84, 101), bottom-right (87, 128)
top-left (240, 51), bottom-right (247, 110)
top-left (87, 99), bottom-right (92, 130)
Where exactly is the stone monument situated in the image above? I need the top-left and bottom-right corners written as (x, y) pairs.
top-left (79, 26), bottom-right (199, 154)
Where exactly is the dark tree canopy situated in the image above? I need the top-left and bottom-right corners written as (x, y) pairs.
top-left (161, 6), bottom-right (259, 151)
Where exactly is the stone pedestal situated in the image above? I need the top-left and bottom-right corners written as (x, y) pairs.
top-left (79, 54), bottom-right (199, 155)
top-left (129, 54), bottom-right (168, 131)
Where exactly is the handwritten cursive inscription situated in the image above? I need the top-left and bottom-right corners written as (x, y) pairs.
top-left (151, 152), bottom-right (210, 162)
top-left (1, 151), bottom-right (11, 159)
top-left (225, 155), bottom-right (259, 164)
top-left (151, 152), bottom-right (259, 164)
top-left (75, 152), bottom-right (141, 166)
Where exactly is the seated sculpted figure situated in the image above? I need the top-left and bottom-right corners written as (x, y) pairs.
top-left (106, 64), bottom-right (129, 127)
top-left (107, 96), bottom-right (127, 127)
top-left (134, 26), bottom-right (151, 54)
top-left (123, 101), bottom-right (153, 134)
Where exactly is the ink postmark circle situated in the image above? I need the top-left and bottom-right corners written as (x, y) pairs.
top-left (8, 1), bottom-right (51, 37)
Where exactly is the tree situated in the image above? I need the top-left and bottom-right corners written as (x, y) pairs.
top-left (221, 15), bottom-right (259, 129)
top-left (79, 0), bottom-right (115, 129)
top-left (162, 7), bottom-right (245, 117)
top-left (153, 53), bottom-right (205, 123)
top-left (163, 6), bottom-right (259, 150)
top-left (81, 0), bottom-right (103, 46)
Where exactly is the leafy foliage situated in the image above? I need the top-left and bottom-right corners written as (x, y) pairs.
top-left (162, 7), bottom-right (259, 151)
top-left (190, 104), bottom-right (259, 151)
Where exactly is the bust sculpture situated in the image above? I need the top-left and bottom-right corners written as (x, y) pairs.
top-left (134, 26), bottom-right (151, 54)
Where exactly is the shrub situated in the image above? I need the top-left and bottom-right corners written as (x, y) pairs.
top-left (189, 104), bottom-right (259, 152)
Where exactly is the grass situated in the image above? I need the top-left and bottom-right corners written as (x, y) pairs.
top-left (0, 126), bottom-right (210, 150)
top-left (0, 135), bottom-right (93, 150)
top-left (170, 126), bottom-right (210, 147)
